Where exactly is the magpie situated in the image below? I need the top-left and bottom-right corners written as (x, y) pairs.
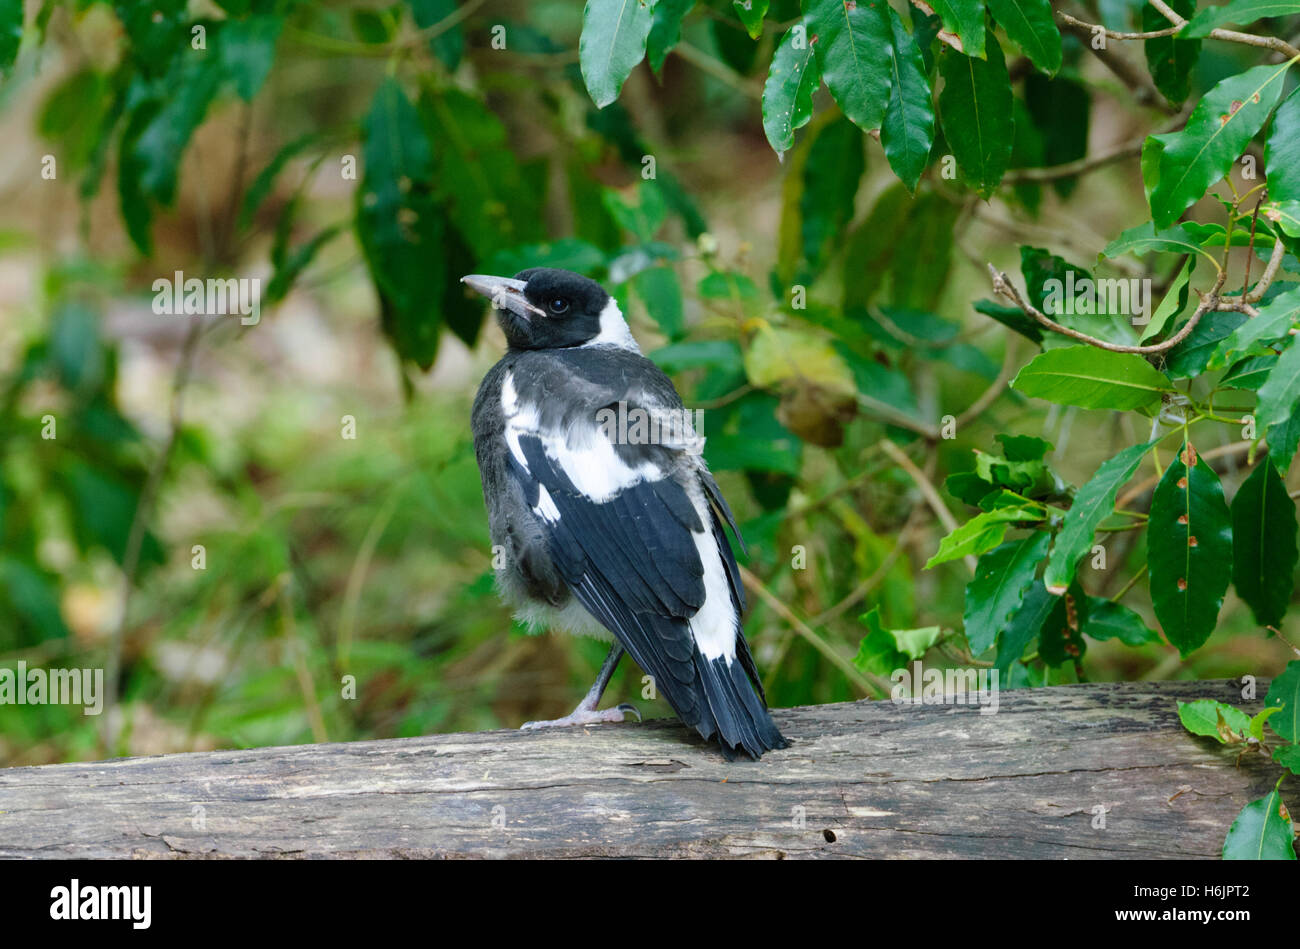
top-left (463, 268), bottom-right (789, 760)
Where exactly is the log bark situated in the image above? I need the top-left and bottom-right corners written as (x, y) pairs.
top-left (0, 679), bottom-right (1286, 859)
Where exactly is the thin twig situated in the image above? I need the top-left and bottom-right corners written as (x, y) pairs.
top-left (739, 565), bottom-right (889, 697)
top-left (880, 439), bottom-right (976, 575)
top-left (1002, 137), bottom-right (1145, 183)
top-left (1148, 0), bottom-right (1300, 59)
top-left (987, 264), bottom-right (1228, 354)
top-left (1055, 11), bottom-right (1180, 40)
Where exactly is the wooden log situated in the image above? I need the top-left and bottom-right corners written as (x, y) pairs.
top-left (0, 679), bottom-right (1287, 859)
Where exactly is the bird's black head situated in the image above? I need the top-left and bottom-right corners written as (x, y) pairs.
top-left (461, 268), bottom-right (614, 350)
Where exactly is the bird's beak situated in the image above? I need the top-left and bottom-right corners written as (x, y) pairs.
top-left (460, 274), bottom-right (546, 322)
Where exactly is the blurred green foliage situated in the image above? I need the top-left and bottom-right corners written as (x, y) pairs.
top-left (0, 0), bottom-right (1298, 777)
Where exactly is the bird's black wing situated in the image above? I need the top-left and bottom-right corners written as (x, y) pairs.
top-left (510, 432), bottom-right (713, 732)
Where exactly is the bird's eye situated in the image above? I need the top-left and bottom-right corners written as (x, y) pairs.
top-left (549, 298), bottom-right (570, 315)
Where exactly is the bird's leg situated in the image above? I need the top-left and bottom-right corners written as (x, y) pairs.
top-left (520, 641), bottom-right (642, 730)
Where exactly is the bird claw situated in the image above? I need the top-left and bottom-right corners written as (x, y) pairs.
top-left (615, 702), bottom-right (642, 722)
top-left (520, 703), bottom-right (641, 730)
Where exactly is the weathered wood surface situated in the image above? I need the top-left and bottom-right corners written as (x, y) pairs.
top-left (0, 679), bottom-right (1287, 858)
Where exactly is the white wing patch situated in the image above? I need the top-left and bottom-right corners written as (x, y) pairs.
top-left (533, 483), bottom-right (561, 523)
top-left (501, 369), bottom-right (664, 504)
top-left (687, 489), bottom-right (739, 663)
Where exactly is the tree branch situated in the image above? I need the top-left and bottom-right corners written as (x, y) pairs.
top-left (986, 263), bottom-right (1228, 355)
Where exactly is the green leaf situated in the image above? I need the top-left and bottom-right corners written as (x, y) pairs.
top-left (1146, 62), bottom-right (1292, 228)
top-left (63, 462), bottom-right (163, 568)
top-left (805, 0), bottom-right (893, 132)
top-left (1144, 0), bottom-right (1200, 105)
top-left (357, 79), bottom-right (443, 369)
top-left (985, 0), bottom-right (1060, 75)
top-left (798, 117), bottom-right (864, 277)
top-left (1044, 440), bottom-right (1154, 592)
top-left (1165, 309), bottom-right (1246, 378)
top-left (733, 0), bottom-right (767, 38)
top-left (1221, 355), bottom-right (1276, 390)
top-left (963, 532), bottom-right (1052, 654)
top-left (1177, 698), bottom-right (1252, 740)
top-left (219, 14), bottom-right (283, 101)
top-left (1231, 460), bottom-right (1298, 628)
top-left (928, 0), bottom-right (986, 58)
top-left (881, 6), bottom-right (935, 192)
top-left (266, 224), bottom-right (345, 304)
top-left (890, 195), bottom-right (960, 310)
top-left (1141, 256), bottom-right (1195, 343)
top-left (486, 238), bottom-right (608, 278)
top-left (1083, 598), bottom-right (1160, 645)
top-left (1222, 788), bottom-right (1296, 860)
top-left (1100, 220), bottom-right (1219, 266)
top-left (1266, 661), bottom-right (1300, 742)
top-left (1148, 444), bottom-right (1234, 656)
top-left (1209, 286), bottom-right (1300, 369)
top-left (762, 23), bottom-right (820, 158)
top-left (604, 180), bottom-right (668, 243)
top-left (1270, 406), bottom-right (1300, 472)
top-left (410, 0), bottom-right (465, 70)
top-left (1182, 0), bottom-right (1300, 37)
top-left (1274, 743), bottom-right (1300, 774)
top-left (925, 507), bottom-right (1046, 568)
top-left (1039, 581), bottom-right (1088, 665)
top-left (1256, 334), bottom-right (1300, 433)
top-left (631, 266), bottom-right (684, 339)
top-left (650, 339), bottom-right (743, 373)
top-left (138, 50), bottom-right (229, 205)
top-left (1250, 706), bottom-right (1282, 741)
top-left (647, 0), bottom-right (694, 72)
top-left (580, 0), bottom-right (658, 109)
top-left (1011, 346), bottom-right (1173, 411)
top-left (0, 558), bottom-right (70, 640)
top-left (0, 0), bottom-right (20, 74)
top-left (854, 607), bottom-right (942, 676)
top-left (974, 298), bottom-right (1044, 343)
top-left (238, 133), bottom-right (318, 232)
top-left (1266, 86), bottom-right (1300, 202)
top-left (843, 183), bottom-right (911, 308)
top-left (421, 88), bottom-right (543, 258)
top-left (938, 37), bottom-right (1014, 199)
top-left (995, 579), bottom-right (1057, 673)
top-left (1265, 198), bottom-right (1300, 236)
top-left (116, 100), bottom-right (156, 255)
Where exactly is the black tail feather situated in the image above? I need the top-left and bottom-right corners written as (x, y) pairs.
top-left (693, 652), bottom-right (789, 759)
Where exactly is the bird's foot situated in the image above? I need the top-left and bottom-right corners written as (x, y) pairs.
top-left (520, 702), bottom-right (641, 731)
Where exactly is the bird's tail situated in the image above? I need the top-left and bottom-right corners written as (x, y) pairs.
top-left (692, 651), bottom-right (789, 760)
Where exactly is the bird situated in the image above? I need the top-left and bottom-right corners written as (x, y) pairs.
top-left (463, 267), bottom-right (788, 760)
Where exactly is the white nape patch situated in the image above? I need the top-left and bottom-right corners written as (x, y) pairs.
top-left (583, 298), bottom-right (640, 352)
top-left (689, 516), bottom-right (739, 662)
